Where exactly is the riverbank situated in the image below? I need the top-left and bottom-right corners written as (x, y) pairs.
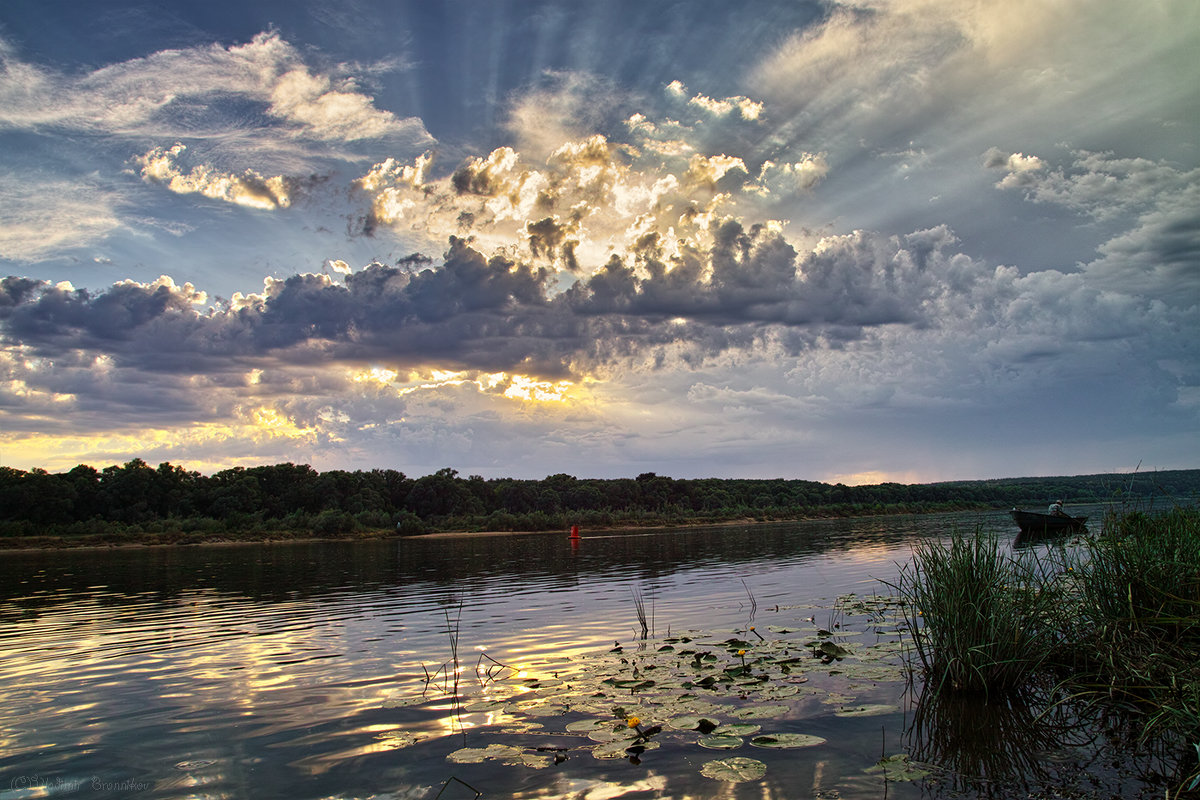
top-left (0, 508), bottom-right (975, 552)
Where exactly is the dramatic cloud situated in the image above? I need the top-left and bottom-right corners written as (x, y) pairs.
top-left (0, 1), bottom-right (1196, 480)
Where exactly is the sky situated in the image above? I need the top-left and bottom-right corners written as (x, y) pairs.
top-left (1, 0), bottom-right (1197, 484)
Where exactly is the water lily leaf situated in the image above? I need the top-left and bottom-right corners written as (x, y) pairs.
top-left (462, 698), bottom-right (508, 712)
top-left (516, 753), bottom-right (554, 769)
top-left (587, 728), bottom-right (638, 743)
top-left (381, 694), bottom-right (427, 708)
top-left (728, 704), bottom-right (789, 719)
top-left (700, 756), bottom-right (767, 782)
top-left (749, 733), bottom-right (826, 749)
top-left (834, 704), bottom-right (899, 718)
top-left (565, 719), bottom-right (612, 732)
top-left (593, 739), bottom-right (660, 760)
top-left (818, 641), bottom-right (851, 658)
top-left (866, 753), bottom-right (932, 781)
top-left (755, 685), bottom-right (802, 700)
top-left (668, 715), bottom-right (721, 732)
top-left (698, 735), bottom-right (744, 749)
top-left (447, 743), bottom-right (526, 764)
top-left (820, 692), bottom-right (854, 705)
top-left (714, 723), bottom-right (761, 736)
top-left (514, 702), bottom-right (568, 717)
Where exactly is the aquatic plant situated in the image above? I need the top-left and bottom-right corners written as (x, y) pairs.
top-left (890, 528), bottom-right (1060, 695)
top-left (1056, 505), bottom-right (1200, 796)
top-left (891, 506), bottom-right (1200, 795)
top-left (630, 587), bottom-right (652, 638)
top-left (378, 593), bottom-right (911, 790)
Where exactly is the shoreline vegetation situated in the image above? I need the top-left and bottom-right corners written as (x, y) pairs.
top-left (1, 460), bottom-right (1198, 550)
top-left (893, 505), bottom-right (1200, 797)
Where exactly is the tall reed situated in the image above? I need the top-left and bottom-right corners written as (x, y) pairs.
top-left (1058, 505), bottom-right (1200, 795)
top-left (892, 528), bottom-right (1060, 695)
top-left (891, 507), bottom-right (1200, 794)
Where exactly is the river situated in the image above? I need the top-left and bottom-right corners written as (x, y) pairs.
top-left (0, 504), bottom-right (1160, 799)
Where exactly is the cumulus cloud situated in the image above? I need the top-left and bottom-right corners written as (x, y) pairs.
top-left (3, 206), bottom-right (1196, 477)
top-left (136, 144), bottom-right (295, 210)
top-left (8, 219), bottom-right (1190, 388)
top-left (354, 110), bottom-right (823, 277)
top-left (987, 148), bottom-right (1199, 222)
top-left (986, 148), bottom-right (1200, 302)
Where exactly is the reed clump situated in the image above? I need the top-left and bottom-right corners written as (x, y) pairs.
top-left (894, 505), bottom-right (1200, 795)
top-left (892, 529), bottom-right (1060, 695)
top-left (1060, 506), bottom-right (1200, 794)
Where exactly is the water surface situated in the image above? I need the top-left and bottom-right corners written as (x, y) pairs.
top-left (0, 506), bottom-right (1150, 799)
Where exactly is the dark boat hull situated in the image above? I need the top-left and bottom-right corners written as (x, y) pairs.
top-left (1010, 509), bottom-right (1088, 537)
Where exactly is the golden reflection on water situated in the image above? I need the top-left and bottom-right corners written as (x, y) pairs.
top-left (1, 512), bottom-right (1063, 799)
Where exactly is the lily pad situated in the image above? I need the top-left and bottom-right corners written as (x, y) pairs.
top-left (834, 704), bottom-right (899, 717)
top-left (866, 753), bottom-right (932, 781)
top-left (697, 734), bottom-right (744, 749)
top-left (565, 719), bottom-right (612, 732)
top-left (593, 739), bottom-right (661, 760)
top-left (700, 756), bottom-right (767, 782)
top-left (587, 728), bottom-right (638, 743)
top-left (462, 698), bottom-right (508, 712)
top-left (668, 715), bottom-right (721, 732)
top-left (749, 733), bottom-right (826, 749)
top-left (447, 743), bottom-right (525, 764)
top-left (728, 704), bottom-right (789, 719)
top-left (756, 684), bottom-right (803, 699)
top-left (713, 723), bottom-right (761, 736)
top-left (512, 702), bottom-right (568, 717)
top-left (818, 641), bottom-right (851, 658)
top-left (523, 677), bottom-right (564, 688)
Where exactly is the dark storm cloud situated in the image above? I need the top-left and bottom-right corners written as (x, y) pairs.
top-left (1, 276), bottom-right (198, 341)
top-left (1, 226), bottom-right (1006, 380)
top-left (566, 222), bottom-right (965, 329)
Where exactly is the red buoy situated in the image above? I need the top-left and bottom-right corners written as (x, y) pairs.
top-left (569, 524), bottom-right (580, 540)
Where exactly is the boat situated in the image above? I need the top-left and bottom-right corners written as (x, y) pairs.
top-left (1010, 509), bottom-right (1088, 537)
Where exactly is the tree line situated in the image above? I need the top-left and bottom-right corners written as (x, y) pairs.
top-left (0, 460), bottom-right (1196, 540)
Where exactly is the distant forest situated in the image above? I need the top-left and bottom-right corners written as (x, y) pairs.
top-left (1, 461), bottom-right (1197, 541)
